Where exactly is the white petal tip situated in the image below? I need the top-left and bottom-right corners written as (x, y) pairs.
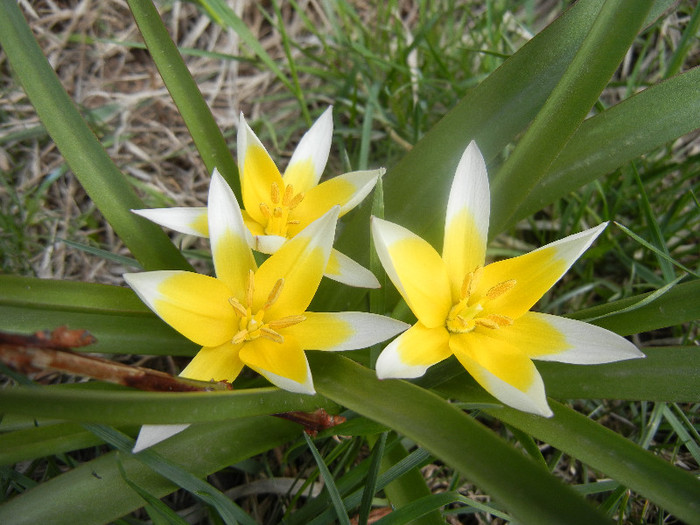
top-left (132, 424), bottom-right (190, 452)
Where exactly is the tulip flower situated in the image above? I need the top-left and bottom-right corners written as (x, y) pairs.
top-left (133, 107), bottom-right (381, 288)
top-left (371, 141), bottom-right (643, 416)
top-left (125, 171), bottom-right (407, 450)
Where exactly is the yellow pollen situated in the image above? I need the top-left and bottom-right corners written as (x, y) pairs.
top-left (446, 269), bottom-right (516, 334)
top-left (260, 183), bottom-right (305, 236)
top-left (229, 274), bottom-right (304, 345)
top-left (486, 279), bottom-right (517, 300)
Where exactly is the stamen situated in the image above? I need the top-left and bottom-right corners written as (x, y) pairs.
top-left (287, 220), bottom-right (300, 225)
top-left (486, 279), bottom-right (517, 300)
top-left (484, 314), bottom-right (513, 327)
top-left (264, 279), bottom-right (285, 310)
top-left (288, 192), bottom-right (304, 209)
top-left (475, 318), bottom-right (499, 329)
top-left (460, 272), bottom-right (473, 300)
top-left (228, 297), bottom-right (248, 318)
top-left (270, 182), bottom-right (280, 204)
top-left (245, 270), bottom-right (255, 308)
top-left (259, 202), bottom-right (272, 218)
top-left (282, 184), bottom-right (294, 206)
top-left (261, 327), bottom-right (284, 343)
top-left (231, 330), bottom-right (248, 345)
top-left (268, 314), bottom-right (306, 330)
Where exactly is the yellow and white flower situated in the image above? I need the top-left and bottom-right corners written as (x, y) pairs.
top-left (371, 141), bottom-right (643, 417)
top-left (125, 171), bottom-right (407, 450)
top-left (133, 107), bottom-right (382, 288)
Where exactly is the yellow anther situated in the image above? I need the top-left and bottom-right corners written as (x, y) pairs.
top-left (261, 327), bottom-right (284, 343)
top-left (231, 330), bottom-right (248, 345)
top-left (268, 314), bottom-right (306, 330)
top-left (484, 314), bottom-right (513, 327)
top-left (270, 182), bottom-right (281, 204)
top-left (260, 202), bottom-right (272, 218)
top-left (288, 192), bottom-right (304, 210)
top-left (264, 279), bottom-right (285, 310)
top-left (282, 184), bottom-right (294, 206)
top-left (287, 219), bottom-right (300, 225)
top-left (228, 297), bottom-right (248, 318)
top-left (486, 279), bottom-right (517, 300)
top-left (245, 270), bottom-right (255, 308)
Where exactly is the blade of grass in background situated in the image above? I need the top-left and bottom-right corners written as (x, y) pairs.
top-left (0, 0), bottom-right (191, 272)
top-left (127, 0), bottom-right (240, 197)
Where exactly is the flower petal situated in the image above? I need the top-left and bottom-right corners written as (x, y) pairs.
top-left (288, 169), bottom-right (383, 237)
top-left (239, 337), bottom-right (314, 394)
top-left (238, 113), bottom-right (284, 226)
top-left (253, 207), bottom-right (339, 318)
top-left (123, 271), bottom-right (235, 347)
top-left (209, 169), bottom-right (256, 296)
top-left (442, 141), bottom-right (490, 300)
top-left (286, 311), bottom-right (409, 351)
top-left (132, 207), bottom-right (209, 237)
top-left (477, 223), bottom-right (608, 320)
top-left (376, 322), bottom-right (451, 379)
top-left (325, 249), bottom-right (380, 288)
top-left (511, 312), bottom-right (644, 363)
top-left (450, 332), bottom-right (553, 417)
top-left (283, 106), bottom-right (333, 192)
top-left (133, 424), bottom-right (190, 453)
top-left (371, 217), bottom-right (452, 328)
top-left (179, 342), bottom-right (246, 382)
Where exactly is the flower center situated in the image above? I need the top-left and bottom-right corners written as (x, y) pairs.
top-left (259, 182), bottom-right (304, 237)
top-left (229, 270), bottom-right (306, 344)
top-left (445, 267), bottom-right (516, 333)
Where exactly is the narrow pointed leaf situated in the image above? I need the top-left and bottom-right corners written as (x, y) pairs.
top-left (309, 352), bottom-right (608, 525)
top-left (490, 0), bottom-right (654, 234)
top-left (513, 66), bottom-right (700, 226)
top-left (127, 0), bottom-right (239, 196)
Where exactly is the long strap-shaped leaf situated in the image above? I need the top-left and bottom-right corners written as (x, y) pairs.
top-left (433, 379), bottom-right (700, 524)
top-left (0, 417), bottom-right (299, 525)
top-left (127, 0), bottom-right (240, 197)
top-left (513, 66), bottom-right (700, 224)
top-left (377, 0), bottom-right (608, 243)
top-left (0, 0), bottom-right (190, 272)
top-left (489, 0), bottom-right (654, 234)
top-left (309, 352), bottom-right (609, 525)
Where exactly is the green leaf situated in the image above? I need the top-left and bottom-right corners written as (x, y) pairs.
top-left (0, 422), bottom-right (137, 465)
top-left (490, 0), bottom-right (654, 234)
top-left (87, 424), bottom-right (256, 525)
top-left (511, 67), bottom-right (700, 227)
top-left (303, 433), bottom-right (352, 525)
top-left (0, 0), bottom-right (190, 271)
top-left (434, 382), bottom-right (700, 525)
top-left (0, 417), bottom-right (299, 525)
top-left (357, 432), bottom-right (386, 525)
top-left (309, 352), bottom-right (609, 525)
top-left (0, 385), bottom-right (338, 425)
top-left (569, 279), bottom-right (700, 336)
top-left (127, 0), bottom-right (240, 197)
top-left (0, 275), bottom-right (197, 356)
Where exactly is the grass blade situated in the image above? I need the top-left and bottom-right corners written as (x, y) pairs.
top-left (127, 0), bottom-right (240, 196)
top-left (303, 433), bottom-right (352, 525)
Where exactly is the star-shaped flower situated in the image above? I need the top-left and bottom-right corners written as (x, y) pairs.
top-left (371, 141), bottom-right (643, 416)
top-left (133, 107), bottom-right (382, 288)
top-left (125, 171), bottom-right (407, 450)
